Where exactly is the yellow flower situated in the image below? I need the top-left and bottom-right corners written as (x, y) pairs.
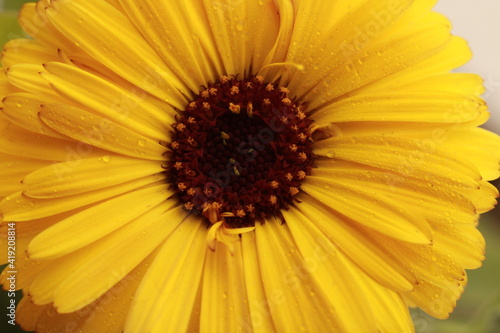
top-left (1, 0), bottom-right (499, 332)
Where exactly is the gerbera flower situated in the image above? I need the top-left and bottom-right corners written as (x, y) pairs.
top-left (1, 0), bottom-right (499, 332)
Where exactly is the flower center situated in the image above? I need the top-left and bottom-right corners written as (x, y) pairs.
top-left (168, 76), bottom-right (314, 228)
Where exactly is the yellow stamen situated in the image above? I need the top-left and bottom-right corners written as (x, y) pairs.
top-left (229, 103), bottom-right (241, 114)
top-left (289, 187), bottom-right (299, 196)
top-left (231, 85), bottom-right (240, 95)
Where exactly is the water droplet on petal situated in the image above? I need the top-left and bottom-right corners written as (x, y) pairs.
top-left (235, 20), bottom-right (244, 32)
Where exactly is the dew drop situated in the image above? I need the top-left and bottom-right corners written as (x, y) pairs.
top-left (138, 139), bottom-right (146, 147)
top-left (326, 151), bottom-right (335, 158)
top-left (345, 63), bottom-right (355, 72)
top-left (102, 155), bottom-right (111, 163)
top-left (235, 20), bottom-right (244, 32)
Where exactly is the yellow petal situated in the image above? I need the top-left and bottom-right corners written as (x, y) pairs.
top-left (240, 231), bottom-right (277, 332)
top-left (77, 252), bottom-right (156, 333)
top-left (0, 115), bottom-right (105, 161)
top-left (358, 36), bottom-right (472, 95)
top-left (1, 39), bottom-right (58, 67)
top-left (255, 219), bottom-right (371, 332)
top-left (301, 9), bottom-right (452, 109)
top-left (5, 64), bottom-right (56, 97)
top-left (0, 153), bottom-right (49, 196)
top-left (125, 216), bottom-right (206, 333)
top-left (201, 0), bottom-right (280, 78)
top-left (442, 127), bottom-right (500, 181)
top-left (0, 69), bottom-right (20, 97)
top-left (18, 252), bottom-right (155, 333)
top-left (286, 0), bottom-right (414, 99)
top-left (30, 200), bottom-right (185, 311)
top-left (39, 103), bottom-right (167, 161)
top-left (45, 0), bottom-right (189, 108)
top-left (260, 0), bottom-right (294, 76)
top-left (460, 180), bottom-right (499, 214)
top-left (0, 174), bottom-right (165, 221)
top-left (119, 0), bottom-right (222, 89)
top-left (397, 73), bottom-right (485, 95)
top-left (313, 159), bottom-right (477, 225)
top-left (0, 219), bottom-right (55, 289)
top-left (2, 92), bottom-right (70, 139)
top-left (289, 197), bottom-right (416, 292)
top-left (28, 184), bottom-right (173, 259)
top-left (41, 62), bottom-right (175, 142)
top-left (284, 206), bottom-right (415, 332)
top-left (200, 233), bottom-right (252, 333)
top-left (16, 288), bottom-right (47, 332)
top-left (313, 91), bottom-right (486, 124)
top-left (432, 223), bottom-right (485, 270)
top-left (303, 176), bottom-right (433, 244)
top-left (314, 135), bottom-right (481, 188)
top-left (18, 2), bottom-right (76, 51)
top-left (22, 155), bottom-right (164, 198)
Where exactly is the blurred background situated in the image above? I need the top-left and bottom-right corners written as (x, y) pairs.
top-left (0, 0), bottom-right (499, 332)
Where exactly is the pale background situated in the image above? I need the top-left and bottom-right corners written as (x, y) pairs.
top-left (435, 0), bottom-right (500, 134)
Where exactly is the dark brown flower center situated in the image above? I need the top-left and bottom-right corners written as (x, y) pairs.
top-left (168, 76), bottom-right (314, 228)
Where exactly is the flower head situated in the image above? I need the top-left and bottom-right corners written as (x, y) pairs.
top-left (1, 0), bottom-right (499, 332)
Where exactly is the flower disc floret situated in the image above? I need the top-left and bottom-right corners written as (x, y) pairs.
top-left (169, 76), bottom-right (314, 228)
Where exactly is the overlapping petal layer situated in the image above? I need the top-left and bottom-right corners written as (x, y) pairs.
top-left (0, 0), bottom-right (498, 332)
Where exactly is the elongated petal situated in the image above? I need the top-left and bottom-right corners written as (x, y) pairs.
top-left (302, 177), bottom-right (433, 244)
top-left (314, 135), bottom-right (481, 188)
top-left (22, 155), bottom-right (164, 198)
top-left (2, 92), bottom-right (70, 139)
top-left (0, 153), bottom-right (49, 196)
top-left (118, 0), bottom-right (222, 88)
top-left (358, 36), bottom-right (473, 95)
top-left (290, 197), bottom-right (417, 291)
top-left (301, 10), bottom-right (452, 108)
top-left (39, 103), bottom-right (167, 161)
top-left (442, 127), bottom-right (500, 181)
top-left (125, 216), bottom-right (206, 333)
top-left (5, 64), bottom-right (56, 97)
top-left (240, 231), bottom-right (277, 332)
top-left (28, 185), bottom-right (173, 259)
top-left (45, 0), bottom-right (189, 108)
top-left (285, 0), bottom-right (414, 99)
top-left (29, 200), bottom-right (185, 311)
top-left (200, 233), bottom-right (252, 333)
top-left (41, 62), bottom-right (175, 141)
top-left (1, 39), bottom-right (58, 67)
top-left (201, 0), bottom-right (280, 78)
top-left (0, 174), bottom-right (165, 221)
top-left (0, 115), bottom-right (104, 161)
top-left (255, 219), bottom-right (367, 332)
top-left (313, 91), bottom-right (486, 124)
top-left (313, 159), bottom-right (477, 224)
top-left (283, 206), bottom-right (414, 332)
